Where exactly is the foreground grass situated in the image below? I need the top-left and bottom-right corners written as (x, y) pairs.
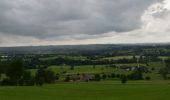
top-left (0, 81), bottom-right (170, 100)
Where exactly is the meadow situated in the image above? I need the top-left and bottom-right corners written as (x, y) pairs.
top-left (0, 81), bottom-right (170, 100)
top-left (29, 61), bottom-right (162, 80)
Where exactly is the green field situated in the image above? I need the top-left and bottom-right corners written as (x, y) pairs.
top-left (1, 55), bottom-right (169, 100)
top-left (102, 56), bottom-right (136, 60)
top-left (28, 61), bottom-right (163, 80)
top-left (0, 81), bottom-right (170, 100)
top-left (47, 63), bottom-right (146, 74)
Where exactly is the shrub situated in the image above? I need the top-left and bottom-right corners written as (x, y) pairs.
top-left (65, 75), bottom-right (70, 82)
top-left (102, 74), bottom-right (107, 80)
top-left (94, 74), bottom-right (101, 81)
top-left (121, 75), bottom-right (127, 84)
top-left (111, 73), bottom-right (115, 78)
top-left (145, 76), bottom-right (151, 80)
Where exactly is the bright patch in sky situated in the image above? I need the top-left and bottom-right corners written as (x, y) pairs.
top-left (164, 0), bottom-right (170, 10)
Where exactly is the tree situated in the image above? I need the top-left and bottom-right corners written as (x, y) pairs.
top-left (145, 76), bottom-right (151, 80)
top-left (116, 74), bottom-right (120, 78)
top-left (159, 67), bottom-right (169, 80)
top-left (133, 55), bottom-right (137, 60)
top-left (93, 65), bottom-right (96, 69)
top-left (128, 67), bottom-right (144, 80)
top-left (45, 70), bottom-right (56, 83)
top-left (0, 64), bottom-right (3, 79)
top-left (56, 73), bottom-right (59, 80)
top-left (65, 75), bottom-right (70, 82)
top-left (102, 74), bottom-right (107, 80)
top-left (22, 71), bottom-right (35, 86)
top-left (159, 58), bottom-right (170, 80)
top-left (35, 68), bottom-right (46, 86)
top-left (94, 74), bottom-right (101, 81)
top-left (111, 73), bottom-right (115, 78)
top-left (121, 75), bottom-right (127, 84)
top-left (70, 65), bottom-right (74, 70)
top-left (6, 59), bottom-right (24, 85)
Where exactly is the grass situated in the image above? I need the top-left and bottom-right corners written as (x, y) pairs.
top-left (103, 56), bottom-right (170, 61)
top-left (102, 56), bottom-right (136, 60)
top-left (159, 56), bottom-right (170, 60)
top-left (47, 65), bottom-right (114, 74)
top-left (47, 63), bottom-right (147, 74)
top-left (0, 81), bottom-right (170, 100)
top-left (28, 62), bottom-right (163, 80)
top-left (39, 55), bottom-right (86, 61)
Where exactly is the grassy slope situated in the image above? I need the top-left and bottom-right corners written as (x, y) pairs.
top-left (47, 64), bottom-right (147, 74)
top-left (29, 62), bottom-right (162, 80)
top-left (0, 81), bottom-right (170, 100)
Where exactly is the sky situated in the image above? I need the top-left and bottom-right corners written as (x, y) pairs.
top-left (0, 0), bottom-right (170, 47)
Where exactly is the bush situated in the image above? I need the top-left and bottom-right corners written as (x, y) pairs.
top-left (23, 71), bottom-right (35, 86)
top-left (121, 75), bottom-right (127, 84)
top-left (116, 74), bottom-right (120, 78)
top-left (1, 78), bottom-right (13, 86)
top-left (35, 68), bottom-right (46, 86)
top-left (45, 70), bottom-right (56, 83)
top-left (111, 73), bottom-right (115, 78)
top-left (37, 77), bottom-right (44, 86)
top-left (70, 65), bottom-right (74, 70)
top-left (107, 75), bottom-right (111, 78)
top-left (145, 76), bottom-right (151, 80)
top-left (19, 79), bottom-right (24, 86)
top-left (65, 75), bottom-right (70, 82)
top-left (94, 74), bottom-right (101, 81)
top-left (128, 68), bottom-right (144, 80)
top-left (102, 74), bottom-right (107, 80)
top-left (56, 73), bottom-right (59, 80)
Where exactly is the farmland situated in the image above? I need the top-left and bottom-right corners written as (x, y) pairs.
top-left (1, 44), bottom-right (170, 100)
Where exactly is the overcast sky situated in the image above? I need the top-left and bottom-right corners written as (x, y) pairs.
top-left (0, 0), bottom-right (170, 46)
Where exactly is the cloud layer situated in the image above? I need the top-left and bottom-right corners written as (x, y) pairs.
top-left (0, 0), bottom-right (169, 46)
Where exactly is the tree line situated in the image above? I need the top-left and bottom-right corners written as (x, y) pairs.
top-left (0, 59), bottom-right (57, 86)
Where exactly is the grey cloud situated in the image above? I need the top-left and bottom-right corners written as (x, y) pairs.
top-left (0, 0), bottom-right (157, 40)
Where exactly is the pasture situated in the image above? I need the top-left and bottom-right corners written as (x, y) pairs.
top-left (0, 81), bottom-right (170, 100)
top-left (29, 62), bottom-right (162, 80)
